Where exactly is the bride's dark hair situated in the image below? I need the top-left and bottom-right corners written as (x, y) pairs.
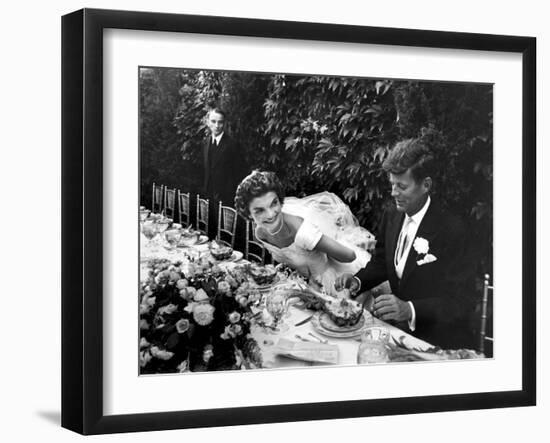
top-left (234, 170), bottom-right (285, 218)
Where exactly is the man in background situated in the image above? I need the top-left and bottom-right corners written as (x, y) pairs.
top-left (202, 108), bottom-right (248, 239)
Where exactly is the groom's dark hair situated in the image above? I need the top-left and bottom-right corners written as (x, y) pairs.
top-left (382, 137), bottom-right (435, 184)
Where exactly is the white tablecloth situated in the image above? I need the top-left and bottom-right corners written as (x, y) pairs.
top-left (140, 230), bottom-right (433, 368)
top-left (252, 303), bottom-right (432, 368)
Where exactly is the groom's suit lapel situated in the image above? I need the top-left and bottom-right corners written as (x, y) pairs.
top-left (399, 202), bottom-right (440, 289)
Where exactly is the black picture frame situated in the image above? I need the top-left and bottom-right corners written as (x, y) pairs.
top-left (61, 8), bottom-right (536, 435)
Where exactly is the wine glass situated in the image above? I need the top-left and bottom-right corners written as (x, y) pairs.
top-left (164, 228), bottom-right (182, 252)
top-left (356, 327), bottom-right (390, 364)
top-left (156, 217), bottom-right (172, 235)
top-left (265, 286), bottom-right (289, 333)
top-left (141, 220), bottom-right (158, 247)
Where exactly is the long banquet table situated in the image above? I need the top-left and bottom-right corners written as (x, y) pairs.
top-left (140, 230), bottom-right (435, 369)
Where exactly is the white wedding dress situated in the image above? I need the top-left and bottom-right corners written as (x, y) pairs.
top-left (259, 192), bottom-right (375, 293)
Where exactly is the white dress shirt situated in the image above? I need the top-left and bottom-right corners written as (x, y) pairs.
top-left (211, 132), bottom-right (224, 146)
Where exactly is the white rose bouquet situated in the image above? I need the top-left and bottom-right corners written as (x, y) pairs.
top-left (139, 258), bottom-right (263, 373)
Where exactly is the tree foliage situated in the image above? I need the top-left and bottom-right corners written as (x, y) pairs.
top-left (140, 68), bottom-right (493, 272)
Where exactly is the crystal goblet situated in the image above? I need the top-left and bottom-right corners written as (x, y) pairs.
top-left (141, 220), bottom-right (158, 247)
top-left (164, 228), bottom-right (182, 252)
top-left (265, 286), bottom-right (289, 333)
top-left (156, 217), bottom-right (172, 234)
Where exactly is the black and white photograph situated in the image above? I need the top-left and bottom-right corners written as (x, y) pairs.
top-left (138, 67), bottom-right (493, 374)
top-left (2, 0), bottom-right (548, 440)
top-left (56, 4), bottom-right (538, 437)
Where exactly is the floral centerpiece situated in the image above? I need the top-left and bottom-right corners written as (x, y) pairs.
top-left (139, 257), bottom-right (264, 373)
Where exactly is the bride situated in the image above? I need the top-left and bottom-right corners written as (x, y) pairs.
top-left (234, 170), bottom-right (375, 294)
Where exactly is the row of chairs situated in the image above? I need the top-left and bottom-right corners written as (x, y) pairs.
top-left (152, 182), bottom-right (268, 264)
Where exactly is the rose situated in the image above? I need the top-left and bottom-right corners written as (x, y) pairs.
top-left (154, 270), bottom-right (171, 285)
top-left (139, 350), bottom-right (152, 367)
top-left (185, 287), bottom-right (197, 299)
top-left (176, 278), bottom-right (189, 290)
top-left (228, 312), bottom-right (241, 323)
top-left (193, 304), bottom-right (215, 326)
top-left (413, 237), bottom-right (430, 255)
top-left (221, 323), bottom-right (243, 339)
top-left (144, 282), bottom-right (157, 293)
top-left (157, 303), bottom-right (178, 315)
top-left (139, 319), bottom-right (150, 330)
top-left (139, 303), bottom-right (151, 315)
top-left (217, 281), bottom-right (231, 295)
top-left (194, 288), bottom-right (209, 302)
top-left (169, 271), bottom-right (181, 283)
top-left (150, 346), bottom-right (174, 360)
top-left (176, 318), bottom-right (190, 334)
top-left (139, 337), bottom-right (150, 348)
top-left (142, 296), bottom-right (155, 307)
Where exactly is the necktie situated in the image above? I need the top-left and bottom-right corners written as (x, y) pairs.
top-left (394, 216), bottom-right (413, 267)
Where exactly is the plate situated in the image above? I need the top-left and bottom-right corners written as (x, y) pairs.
top-left (319, 312), bottom-right (366, 333)
top-left (311, 310), bottom-right (373, 339)
top-left (213, 251), bottom-right (244, 262)
top-left (177, 235), bottom-right (209, 248)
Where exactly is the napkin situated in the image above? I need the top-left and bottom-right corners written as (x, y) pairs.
top-left (274, 338), bottom-right (339, 364)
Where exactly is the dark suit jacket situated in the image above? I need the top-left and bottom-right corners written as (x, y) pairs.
top-left (202, 133), bottom-right (247, 206)
top-left (356, 201), bottom-right (476, 349)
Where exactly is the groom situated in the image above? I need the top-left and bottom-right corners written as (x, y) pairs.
top-left (335, 138), bottom-right (476, 349)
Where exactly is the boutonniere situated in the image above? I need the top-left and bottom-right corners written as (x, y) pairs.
top-left (413, 237), bottom-right (438, 266)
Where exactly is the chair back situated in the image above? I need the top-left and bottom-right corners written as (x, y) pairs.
top-left (196, 195), bottom-right (209, 236)
top-left (244, 219), bottom-right (266, 264)
top-left (479, 273), bottom-right (494, 355)
top-left (217, 201), bottom-right (238, 248)
top-left (164, 187), bottom-right (176, 219)
top-left (177, 190), bottom-right (191, 227)
top-left (152, 182), bottom-right (164, 213)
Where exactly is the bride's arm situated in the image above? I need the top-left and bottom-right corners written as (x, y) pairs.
top-left (288, 214), bottom-right (356, 263)
top-left (314, 235), bottom-right (356, 263)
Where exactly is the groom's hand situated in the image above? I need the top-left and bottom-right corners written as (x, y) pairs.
top-left (373, 294), bottom-right (412, 322)
top-left (334, 273), bottom-right (360, 293)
